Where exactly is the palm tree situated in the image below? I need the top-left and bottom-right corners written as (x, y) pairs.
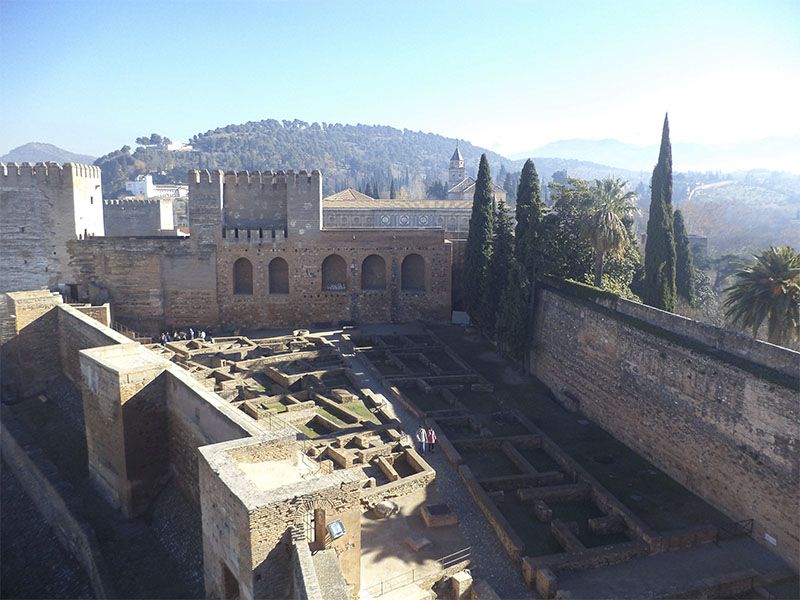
top-left (581, 177), bottom-right (640, 287)
top-left (723, 246), bottom-right (800, 346)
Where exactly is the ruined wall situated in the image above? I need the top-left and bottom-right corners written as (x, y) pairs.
top-left (528, 279), bottom-right (800, 566)
top-left (0, 162), bottom-right (103, 292)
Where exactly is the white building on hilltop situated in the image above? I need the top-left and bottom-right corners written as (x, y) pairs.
top-left (124, 174), bottom-right (188, 199)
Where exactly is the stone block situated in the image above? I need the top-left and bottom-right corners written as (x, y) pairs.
top-left (404, 535), bottom-right (432, 552)
top-left (421, 503), bottom-right (458, 528)
top-left (535, 568), bottom-right (558, 599)
top-left (450, 570), bottom-right (473, 599)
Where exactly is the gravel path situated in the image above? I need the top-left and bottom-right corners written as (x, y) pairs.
top-left (333, 332), bottom-right (533, 599)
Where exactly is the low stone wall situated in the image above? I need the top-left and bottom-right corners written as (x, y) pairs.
top-left (0, 411), bottom-right (116, 598)
top-left (360, 467), bottom-right (435, 509)
top-left (458, 464), bottom-right (525, 563)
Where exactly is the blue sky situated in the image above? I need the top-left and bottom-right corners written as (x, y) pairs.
top-left (1, 0), bottom-right (798, 157)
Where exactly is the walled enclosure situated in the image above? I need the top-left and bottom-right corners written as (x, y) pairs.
top-left (528, 279), bottom-right (800, 567)
top-left (0, 162), bottom-right (103, 293)
top-left (65, 169), bottom-right (451, 333)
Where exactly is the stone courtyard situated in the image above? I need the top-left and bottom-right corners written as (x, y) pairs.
top-left (1, 287), bottom-right (797, 600)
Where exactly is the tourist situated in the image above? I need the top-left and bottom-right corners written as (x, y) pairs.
top-left (416, 425), bottom-right (428, 453)
top-left (427, 426), bottom-right (437, 453)
top-left (199, 330), bottom-right (206, 341)
top-left (189, 327), bottom-right (194, 340)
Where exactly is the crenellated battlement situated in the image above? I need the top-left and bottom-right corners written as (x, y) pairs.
top-left (104, 198), bottom-right (162, 206)
top-left (188, 169), bottom-right (224, 186)
top-left (188, 168), bottom-right (320, 188)
top-left (0, 161), bottom-right (101, 183)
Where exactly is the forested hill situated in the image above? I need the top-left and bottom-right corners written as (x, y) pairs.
top-left (94, 119), bottom-right (644, 198)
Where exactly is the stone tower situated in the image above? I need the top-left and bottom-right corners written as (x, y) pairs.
top-left (0, 162), bottom-right (104, 293)
top-left (448, 145), bottom-right (465, 190)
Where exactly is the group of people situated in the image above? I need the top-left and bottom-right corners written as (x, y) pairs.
top-left (157, 327), bottom-right (212, 345)
top-left (416, 424), bottom-right (437, 454)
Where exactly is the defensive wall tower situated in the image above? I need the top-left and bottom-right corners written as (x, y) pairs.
top-left (0, 162), bottom-right (104, 292)
top-left (188, 168), bottom-right (322, 243)
top-left (103, 197), bottom-right (175, 236)
top-left (187, 169), bottom-right (224, 247)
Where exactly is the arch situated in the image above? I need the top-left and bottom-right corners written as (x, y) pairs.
top-left (361, 254), bottom-right (386, 290)
top-left (321, 254), bottom-right (347, 291)
top-left (401, 254), bottom-right (425, 291)
top-left (233, 257), bottom-right (253, 295)
top-left (268, 257), bottom-right (289, 294)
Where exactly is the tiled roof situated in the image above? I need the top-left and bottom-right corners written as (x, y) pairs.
top-left (324, 188), bottom-right (376, 203)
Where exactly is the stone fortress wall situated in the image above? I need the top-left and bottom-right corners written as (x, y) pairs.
top-left (0, 162), bottom-right (103, 293)
top-left (61, 167), bottom-right (451, 333)
top-left (103, 197), bottom-right (175, 236)
top-left (528, 278), bottom-right (800, 567)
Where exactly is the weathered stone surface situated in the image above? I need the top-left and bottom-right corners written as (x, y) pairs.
top-left (529, 279), bottom-right (800, 567)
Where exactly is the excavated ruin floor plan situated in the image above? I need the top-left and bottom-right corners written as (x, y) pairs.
top-left (2, 316), bottom-right (796, 599)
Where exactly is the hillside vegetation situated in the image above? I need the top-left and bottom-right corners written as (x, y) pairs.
top-left (93, 119), bottom-right (643, 197)
top-left (678, 171), bottom-right (800, 255)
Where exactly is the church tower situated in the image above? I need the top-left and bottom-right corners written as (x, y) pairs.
top-left (448, 144), bottom-right (465, 190)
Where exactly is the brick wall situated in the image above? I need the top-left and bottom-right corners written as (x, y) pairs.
top-left (528, 279), bottom-right (800, 567)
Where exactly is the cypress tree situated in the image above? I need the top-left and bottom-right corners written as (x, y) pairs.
top-left (464, 154), bottom-right (495, 329)
top-left (496, 257), bottom-right (530, 362)
top-left (390, 179), bottom-right (397, 199)
top-left (514, 159), bottom-right (544, 279)
top-left (643, 114), bottom-right (677, 311)
top-left (486, 199), bottom-right (514, 335)
top-left (673, 209), bottom-right (696, 305)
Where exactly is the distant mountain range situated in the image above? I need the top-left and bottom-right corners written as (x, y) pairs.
top-left (0, 142), bottom-right (96, 165)
top-left (514, 137), bottom-right (800, 174)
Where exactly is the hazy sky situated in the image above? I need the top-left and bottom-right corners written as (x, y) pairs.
top-left (1, 0), bottom-right (798, 157)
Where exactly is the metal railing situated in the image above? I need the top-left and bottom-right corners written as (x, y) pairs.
top-left (363, 546), bottom-right (471, 597)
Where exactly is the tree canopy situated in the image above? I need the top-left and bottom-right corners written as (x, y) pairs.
top-left (642, 114), bottom-right (677, 311)
top-left (723, 246), bottom-right (800, 346)
top-left (464, 154), bottom-right (495, 331)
